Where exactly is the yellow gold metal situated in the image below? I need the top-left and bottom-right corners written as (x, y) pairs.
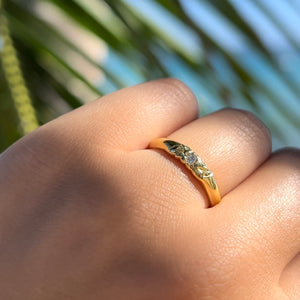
top-left (149, 138), bottom-right (221, 207)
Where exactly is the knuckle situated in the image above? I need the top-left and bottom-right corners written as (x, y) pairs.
top-left (0, 124), bottom-right (79, 195)
top-left (8, 121), bottom-right (84, 173)
top-left (29, 125), bottom-right (73, 160)
top-left (226, 108), bottom-right (271, 147)
top-left (155, 78), bottom-right (197, 107)
top-left (162, 78), bottom-right (193, 96)
top-left (273, 148), bottom-right (300, 186)
top-left (275, 146), bottom-right (300, 159)
top-left (3, 126), bottom-right (58, 168)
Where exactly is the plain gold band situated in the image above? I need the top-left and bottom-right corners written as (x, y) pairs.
top-left (149, 138), bottom-right (221, 207)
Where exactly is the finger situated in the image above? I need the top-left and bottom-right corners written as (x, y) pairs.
top-left (53, 78), bottom-right (199, 151)
top-left (166, 108), bottom-right (271, 196)
top-left (216, 148), bottom-right (300, 271)
top-left (0, 79), bottom-right (198, 217)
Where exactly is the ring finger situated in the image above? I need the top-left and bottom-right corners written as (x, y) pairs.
top-left (164, 108), bottom-right (272, 206)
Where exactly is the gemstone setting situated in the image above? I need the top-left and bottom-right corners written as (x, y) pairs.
top-left (163, 140), bottom-right (215, 184)
top-left (149, 138), bottom-right (220, 206)
top-left (186, 152), bottom-right (197, 166)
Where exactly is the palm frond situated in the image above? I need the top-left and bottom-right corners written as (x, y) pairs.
top-left (0, 0), bottom-right (299, 152)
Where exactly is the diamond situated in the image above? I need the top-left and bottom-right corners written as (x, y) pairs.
top-left (186, 152), bottom-right (197, 166)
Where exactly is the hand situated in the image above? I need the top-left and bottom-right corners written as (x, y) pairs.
top-left (0, 79), bottom-right (299, 299)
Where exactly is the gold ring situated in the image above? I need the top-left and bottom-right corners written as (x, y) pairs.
top-left (149, 138), bottom-right (221, 207)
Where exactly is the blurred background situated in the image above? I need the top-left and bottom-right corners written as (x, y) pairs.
top-left (0, 0), bottom-right (300, 152)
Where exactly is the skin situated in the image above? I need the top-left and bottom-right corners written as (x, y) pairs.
top-left (0, 78), bottom-right (299, 299)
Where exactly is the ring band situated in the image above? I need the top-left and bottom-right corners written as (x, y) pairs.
top-left (149, 138), bottom-right (221, 207)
